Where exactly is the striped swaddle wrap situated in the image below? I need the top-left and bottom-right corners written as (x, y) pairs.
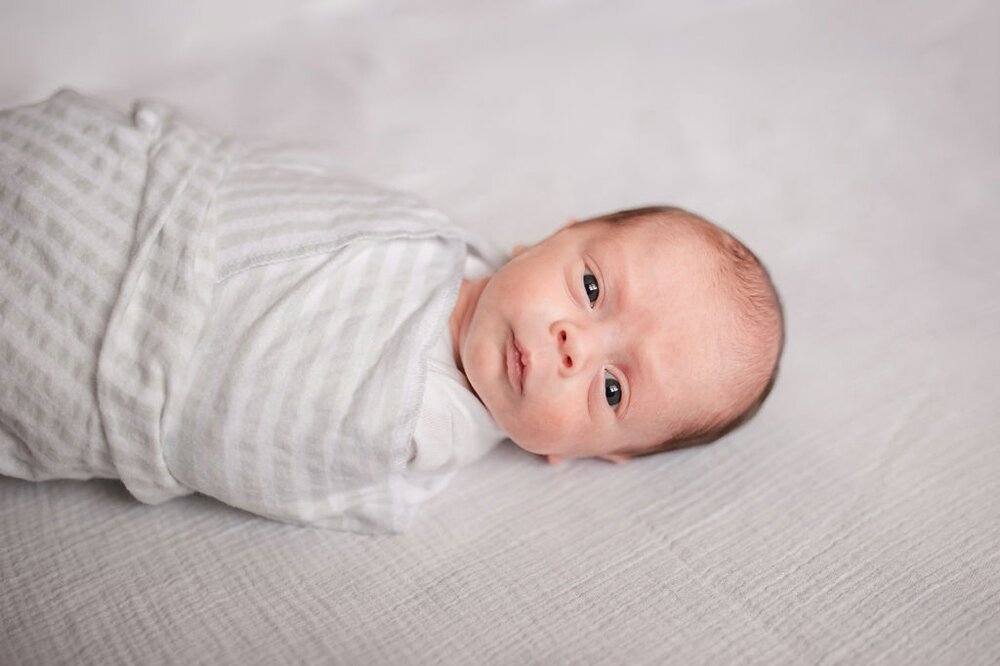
top-left (0, 89), bottom-right (229, 503)
top-left (0, 90), bottom-right (504, 533)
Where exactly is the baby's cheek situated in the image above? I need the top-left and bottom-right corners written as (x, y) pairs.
top-left (519, 400), bottom-right (576, 451)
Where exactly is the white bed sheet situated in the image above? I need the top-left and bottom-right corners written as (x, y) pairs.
top-left (2, 0), bottom-right (998, 663)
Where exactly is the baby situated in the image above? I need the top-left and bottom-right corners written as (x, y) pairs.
top-left (0, 90), bottom-right (783, 533)
top-left (450, 206), bottom-right (784, 466)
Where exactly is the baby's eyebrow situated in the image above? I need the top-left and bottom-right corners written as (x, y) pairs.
top-left (608, 250), bottom-right (653, 425)
top-left (619, 270), bottom-right (633, 317)
top-left (596, 243), bottom-right (631, 317)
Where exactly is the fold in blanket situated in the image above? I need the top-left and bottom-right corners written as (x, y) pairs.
top-left (0, 90), bottom-right (504, 533)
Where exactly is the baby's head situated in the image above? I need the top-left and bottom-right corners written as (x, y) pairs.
top-left (451, 206), bottom-right (784, 464)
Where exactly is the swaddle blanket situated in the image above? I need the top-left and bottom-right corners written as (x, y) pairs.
top-left (0, 90), bottom-right (505, 533)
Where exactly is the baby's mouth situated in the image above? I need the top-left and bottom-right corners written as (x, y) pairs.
top-left (506, 330), bottom-right (527, 395)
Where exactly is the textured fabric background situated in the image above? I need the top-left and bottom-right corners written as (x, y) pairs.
top-left (2, 0), bottom-right (999, 663)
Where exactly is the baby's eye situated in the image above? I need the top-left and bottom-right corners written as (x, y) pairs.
top-left (583, 268), bottom-right (599, 307)
top-left (604, 369), bottom-right (622, 408)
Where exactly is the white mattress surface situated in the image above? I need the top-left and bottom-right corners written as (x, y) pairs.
top-left (2, 0), bottom-right (998, 663)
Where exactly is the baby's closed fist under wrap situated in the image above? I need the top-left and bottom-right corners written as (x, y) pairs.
top-left (0, 90), bottom-right (503, 533)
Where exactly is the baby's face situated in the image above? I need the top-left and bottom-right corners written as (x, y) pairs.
top-left (457, 218), bottom-right (734, 463)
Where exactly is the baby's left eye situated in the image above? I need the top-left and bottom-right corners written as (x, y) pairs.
top-left (583, 268), bottom-right (599, 307)
top-left (604, 369), bottom-right (622, 408)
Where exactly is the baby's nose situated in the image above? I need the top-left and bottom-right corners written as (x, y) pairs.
top-left (558, 329), bottom-right (573, 369)
top-left (555, 324), bottom-right (590, 373)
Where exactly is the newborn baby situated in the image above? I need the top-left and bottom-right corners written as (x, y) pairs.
top-left (451, 206), bottom-right (784, 466)
top-left (0, 90), bottom-right (784, 533)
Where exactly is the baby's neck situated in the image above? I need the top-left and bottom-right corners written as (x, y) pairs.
top-left (449, 277), bottom-right (488, 374)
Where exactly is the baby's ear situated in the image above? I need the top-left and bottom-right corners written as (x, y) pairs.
top-left (599, 454), bottom-right (631, 465)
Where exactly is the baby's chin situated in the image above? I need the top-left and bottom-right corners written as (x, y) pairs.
top-left (473, 398), bottom-right (544, 456)
top-left (489, 416), bottom-right (559, 458)
top-left (502, 432), bottom-right (542, 455)
top-left (478, 402), bottom-right (527, 451)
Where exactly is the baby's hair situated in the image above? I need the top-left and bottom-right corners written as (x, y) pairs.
top-left (580, 205), bottom-right (786, 457)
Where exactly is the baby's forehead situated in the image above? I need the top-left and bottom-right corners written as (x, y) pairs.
top-left (586, 218), bottom-right (739, 439)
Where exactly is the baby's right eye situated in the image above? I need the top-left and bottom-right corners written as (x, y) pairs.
top-left (583, 268), bottom-right (599, 307)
